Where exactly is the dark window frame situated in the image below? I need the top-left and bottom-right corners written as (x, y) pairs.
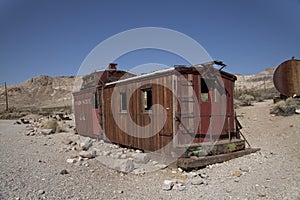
top-left (141, 88), bottom-right (153, 111)
top-left (93, 92), bottom-right (99, 109)
top-left (200, 78), bottom-right (209, 102)
top-left (120, 92), bottom-right (127, 112)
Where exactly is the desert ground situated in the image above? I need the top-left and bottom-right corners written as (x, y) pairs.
top-left (0, 100), bottom-right (299, 200)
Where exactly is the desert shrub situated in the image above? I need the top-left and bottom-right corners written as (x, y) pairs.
top-left (43, 119), bottom-right (58, 130)
top-left (0, 106), bottom-right (28, 119)
top-left (238, 94), bottom-right (255, 106)
top-left (235, 88), bottom-right (279, 102)
top-left (55, 125), bottom-right (65, 133)
top-left (270, 98), bottom-right (300, 116)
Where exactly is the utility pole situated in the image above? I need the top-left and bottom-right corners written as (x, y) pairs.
top-left (5, 82), bottom-right (8, 111)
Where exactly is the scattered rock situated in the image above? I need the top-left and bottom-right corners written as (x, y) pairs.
top-left (178, 168), bottom-right (183, 173)
top-left (41, 129), bottom-right (54, 135)
top-left (258, 192), bottom-right (266, 197)
top-left (200, 173), bottom-right (209, 179)
top-left (173, 183), bottom-right (186, 191)
top-left (232, 170), bottom-right (242, 177)
top-left (191, 178), bottom-right (204, 185)
top-left (132, 168), bottom-right (146, 175)
top-left (25, 131), bottom-right (33, 136)
top-left (112, 158), bottom-right (134, 173)
top-left (62, 138), bottom-right (73, 145)
top-left (15, 121), bottom-right (21, 125)
top-left (82, 161), bottom-right (89, 167)
top-left (135, 149), bottom-right (143, 153)
top-left (66, 158), bottom-right (76, 164)
top-left (120, 154), bottom-right (127, 159)
top-left (155, 164), bottom-right (167, 169)
top-left (187, 172), bottom-right (198, 178)
top-left (80, 138), bottom-right (93, 150)
top-left (177, 185), bottom-right (186, 191)
top-left (102, 151), bottom-right (111, 157)
top-left (79, 150), bottom-right (96, 159)
top-left (131, 153), bottom-right (150, 164)
top-left (295, 109), bottom-right (300, 114)
top-left (111, 153), bottom-right (121, 159)
top-left (21, 119), bottom-right (30, 124)
top-left (38, 189), bottom-right (45, 195)
top-left (60, 169), bottom-right (69, 175)
top-left (240, 166), bottom-right (250, 172)
top-left (152, 161), bottom-right (158, 165)
top-left (234, 178), bottom-right (240, 182)
top-left (162, 180), bottom-right (174, 191)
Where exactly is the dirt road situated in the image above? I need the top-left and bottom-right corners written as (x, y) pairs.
top-left (0, 100), bottom-right (299, 199)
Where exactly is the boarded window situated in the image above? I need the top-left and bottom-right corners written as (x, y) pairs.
top-left (120, 92), bottom-right (127, 111)
top-left (142, 88), bottom-right (152, 111)
top-left (200, 78), bottom-right (209, 102)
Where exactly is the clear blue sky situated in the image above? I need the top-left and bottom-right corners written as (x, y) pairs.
top-left (0, 0), bottom-right (299, 84)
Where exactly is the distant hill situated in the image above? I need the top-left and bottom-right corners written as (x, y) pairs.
top-left (0, 75), bottom-right (80, 112)
top-left (235, 66), bottom-right (276, 90)
top-left (0, 66), bottom-right (278, 112)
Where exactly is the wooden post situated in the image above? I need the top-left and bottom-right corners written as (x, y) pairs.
top-left (228, 115), bottom-right (231, 142)
top-left (209, 115), bottom-right (213, 144)
top-left (4, 82), bottom-right (8, 111)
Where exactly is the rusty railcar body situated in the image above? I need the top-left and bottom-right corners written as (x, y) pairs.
top-left (74, 63), bottom-right (247, 159)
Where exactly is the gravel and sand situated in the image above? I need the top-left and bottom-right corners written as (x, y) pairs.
top-left (0, 100), bottom-right (299, 199)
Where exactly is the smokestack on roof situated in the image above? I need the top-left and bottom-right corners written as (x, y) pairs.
top-left (108, 63), bottom-right (117, 70)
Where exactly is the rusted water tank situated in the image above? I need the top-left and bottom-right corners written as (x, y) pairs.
top-left (273, 57), bottom-right (300, 97)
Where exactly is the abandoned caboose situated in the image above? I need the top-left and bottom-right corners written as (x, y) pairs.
top-left (73, 63), bottom-right (258, 169)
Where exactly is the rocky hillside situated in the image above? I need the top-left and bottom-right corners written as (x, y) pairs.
top-left (0, 75), bottom-right (79, 112)
top-left (0, 66), bottom-right (278, 113)
top-left (235, 66), bottom-right (276, 90)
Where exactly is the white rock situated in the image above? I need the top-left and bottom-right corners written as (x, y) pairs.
top-left (187, 172), bottom-right (198, 178)
top-left (111, 153), bottom-right (121, 159)
top-left (162, 180), bottom-right (174, 191)
top-left (103, 151), bottom-right (111, 156)
top-left (120, 154), bottom-right (127, 159)
top-left (152, 161), bottom-right (158, 165)
top-left (155, 164), bottom-right (167, 169)
top-left (38, 189), bottom-right (45, 195)
top-left (41, 129), bottom-right (54, 135)
top-left (173, 183), bottom-right (185, 191)
top-left (67, 158), bottom-right (76, 164)
top-left (240, 166), bottom-right (250, 172)
top-left (131, 153), bottom-right (150, 164)
top-left (112, 158), bottom-right (134, 173)
top-left (80, 138), bottom-right (93, 150)
top-left (79, 151), bottom-right (96, 159)
top-left (178, 168), bottom-right (183, 173)
top-left (191, 178), bottom-right (204, 185)
top-left (200, 173), bottom-right (209, 179)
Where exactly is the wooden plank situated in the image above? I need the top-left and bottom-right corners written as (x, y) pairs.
top-left (177, 148), bottom-right (260, 170)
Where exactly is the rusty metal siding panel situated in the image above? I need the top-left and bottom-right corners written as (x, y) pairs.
top-left (73, 89), bottom-right (100, 138)
top-left (273, 59), bottom-right (300, 97)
